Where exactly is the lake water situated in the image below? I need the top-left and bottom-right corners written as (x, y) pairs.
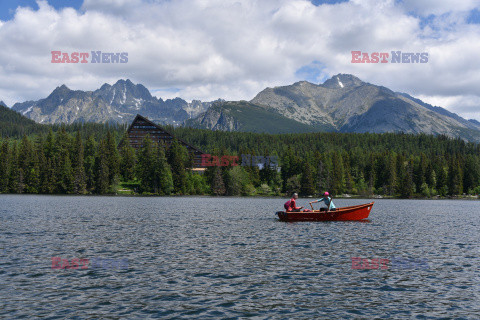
top-left (1, 195), bottom-right (479, 319)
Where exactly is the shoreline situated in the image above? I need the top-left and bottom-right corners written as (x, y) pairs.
top-left (0, 193), bottom-right (478, 200)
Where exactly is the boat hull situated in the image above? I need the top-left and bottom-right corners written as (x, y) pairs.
top-left (276, 202), bottom-right (374, 221)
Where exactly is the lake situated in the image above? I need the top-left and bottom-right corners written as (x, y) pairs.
top-left (0, 195), bottom-right (479, 319)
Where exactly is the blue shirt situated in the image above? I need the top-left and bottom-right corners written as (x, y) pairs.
top-left (317, 197), bottom-right (336, 209)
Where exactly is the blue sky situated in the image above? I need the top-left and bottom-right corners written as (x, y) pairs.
top-left (310, 0), bottom-right (349, 5)
top-left (0, 0), bottom-right (83, 21)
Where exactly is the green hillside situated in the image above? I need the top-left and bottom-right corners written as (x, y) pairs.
top-left (0, 104), bottom-right (47, 137)
top-left (186, 101), bottom-right (322, 134)
top-left (0, 104), bottom-right (125, 139)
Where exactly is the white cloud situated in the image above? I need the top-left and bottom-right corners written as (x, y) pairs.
top-left (417, 94), bottom-right (480, 121)
top-left (0, 0), bottom-right (479, 120)
top-left (400, 0), bottom-right (480, 16)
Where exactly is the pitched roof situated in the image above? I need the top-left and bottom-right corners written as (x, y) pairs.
top-left (127, 114), bottom-right (205, 154)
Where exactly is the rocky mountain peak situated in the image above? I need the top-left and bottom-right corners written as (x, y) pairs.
top-left (0, 101), bottom-right (6, 107)
top-left (322, 74), bottom-right (364, 89)
top-left (11, 79), bottom-right (212, 125)
top-left (46, 84), bottom-right (72, 103)
top-left (50, 84), bottom-right (71, 95)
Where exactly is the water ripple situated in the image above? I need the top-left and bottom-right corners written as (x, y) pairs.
top-left (1, 195), bottom-right (479, 319)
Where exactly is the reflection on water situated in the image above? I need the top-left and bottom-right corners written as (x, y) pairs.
top-left (0, 195), bottom-right (479, 319)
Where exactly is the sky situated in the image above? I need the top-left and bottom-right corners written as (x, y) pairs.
top-left (1, 0), bottom-right (480, 120)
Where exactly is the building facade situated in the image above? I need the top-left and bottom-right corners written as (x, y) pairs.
top-left (124, 114), bottom-right (205, 168)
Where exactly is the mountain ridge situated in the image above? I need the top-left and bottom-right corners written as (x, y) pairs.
top-left (12, 79), bottom-right (213, 125)
top-left (9, 74), bottom-right (480, 142)
top-left (242, 74), bottom-right (480, 141)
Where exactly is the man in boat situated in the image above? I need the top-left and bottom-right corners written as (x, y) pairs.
top-left (309, 192), bottom-right (336, 211)
top-left (284, 193), bottom-right (304, 212)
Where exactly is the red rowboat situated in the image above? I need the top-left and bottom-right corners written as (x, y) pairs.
top-left (276, 202), bottom-right (374, 222)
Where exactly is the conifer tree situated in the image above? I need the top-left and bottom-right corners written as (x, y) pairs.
top-left (72, 132), bottom-right (87, 194)
top-left (211, 166), bottom-right (226, 195)
top-left (463, 155), bottom-right (479, 193)
top-left (167, 139), bottom-right (187, 194)
top-left (331, 151), bottom-right (345, 195)
top-left (119, 133), bottom-right (136, 181)
top-left (84, 135), bottom-right (96, 192)
top-left (300, 161), bottom-right (315, 196)
top-left (448, 156), bottom-right (463, 195)
top-left (386, 152), bottom-right (397, 195)
top-left (19, 135), bottom-right (40, 193)
top-left (41, 157), bottom-right (56, 194)
top-left (8, 142), bottom-right (23, 193)
top-left (136, 136), bottom-right (156, 193)
top-left (0, 140), bottom-right (10, 193)
top-left (155, 143), bottom-right (173, 195)
top-left (399, 158), bottom-right (414, 198)
top-left (105, 130), bottom-right (120, 185)
top-left (58, 153), bottom-right (74, 193)
top-left (94, 139), bottom-right (110, 194)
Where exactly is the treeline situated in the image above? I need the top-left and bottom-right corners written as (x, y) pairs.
top-left (170, 128), bottom-right (480, 197)
top-left (0, 127), bottom-right (480, 197)
top-left (0, 129), bottom-right (210, 195)
top-left (0, 106), bottom-right (126, 141)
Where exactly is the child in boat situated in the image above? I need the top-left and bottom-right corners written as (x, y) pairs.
top-left (284, 193), bottom-right (304, 212)
top-left (309, 192), bottom-right (336, 211)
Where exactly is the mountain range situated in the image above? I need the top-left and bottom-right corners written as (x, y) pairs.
top-left (12, 79), bottom-right (214, 125)
top-left (9, 74), bottom-right (480, 142)
top-left (189, 74), bottom-right (480, 141)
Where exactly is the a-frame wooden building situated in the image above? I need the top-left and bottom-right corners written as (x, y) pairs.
top-left (124, 114), bottom-right (205, 168)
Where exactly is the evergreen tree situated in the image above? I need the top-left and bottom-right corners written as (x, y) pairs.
top-left (398, 158), bottom-right (414, 198)
top-left (414, 153), bottom-right (428, 190)
top-left (316, 155), bottom-right (333, 194)
top-left (343, 153), bottom-right (353, 194)
top-left (366, 154), bottom-right (376, 194)
top-left (448, 157), bottom-right (463, 195)
top-left (58, 153), bottom-right (74, 193)
top-left (463, 155), bottom-right (479, 193)
top-left (72, 132), bottom-right (87, 194)
top-left (285, 175), bottom-right (301, 195)
top-left (84, 135), bottom-right (96, 192)
top-left (154, 143), bottom-right (173, 195)
top-left (0, 140), bottom-right (10, 193)
top-left (331, 151), bottom-right (345, 195)
top-left (44, 129), bottom-right (55, 159)
top-left (94, 139), bottom-right (110, 194)
top-left (41, 158), bottom-right (56, 194)
top-left (105, 130), bottom-right (120, 185)
top-left (119, 134), bottom-right (136, 181)
top-left (8, 142), bottom-right (23, 193)
top-left (300, 161), bottom-right (315, 196)
top-left (19, 135), bottom-right (40, 193)
top-left (167, 139), bottom-right (187, 194)
top-left (385, 152), bottom-right (397, 195)
top-left (211, 166), bottom-right (226, 195)
top-left (136, 136), bottom-right (156, 193)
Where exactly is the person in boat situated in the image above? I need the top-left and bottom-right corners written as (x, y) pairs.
top-left (309, 192), bottom-right (336, 211)
top-left (284, 193), bottom-right (304, 212)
